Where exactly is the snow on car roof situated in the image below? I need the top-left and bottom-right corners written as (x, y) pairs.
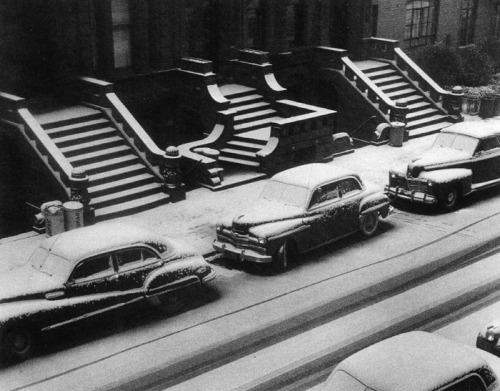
top-left (271, 163), bottom-right (357, 189)
top-left (334, 331), bottom-right (491, 391)
top-left (443, 122), bottom-right (500, 139)
top-left (43, 222), bottom-right (167, 263)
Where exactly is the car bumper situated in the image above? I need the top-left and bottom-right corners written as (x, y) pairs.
top-left (213, 240), bottom-right (273, 264)
top-left (202, 268), bottom-right (217, 284)
top-left (385, 186), bottom-right (437, 205)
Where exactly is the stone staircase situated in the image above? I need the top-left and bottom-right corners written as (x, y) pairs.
top-left (35, 106), bottom-right (169, 221)
top-left (218, 84), bottom-right (281, 169)
top-left (358, 61), bottom-right (453, 138)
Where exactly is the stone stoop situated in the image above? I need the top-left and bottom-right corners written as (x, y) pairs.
top-left (35, 106), bottom-right (169, 221)
top-left (358, 61), bottom-right (454, 138)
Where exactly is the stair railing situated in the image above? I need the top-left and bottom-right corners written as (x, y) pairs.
top-left (0, 92), bottom-right (73, 194)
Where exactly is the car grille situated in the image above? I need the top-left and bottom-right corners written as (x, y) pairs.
top-left (219, 230), bottom-right (265, 253)
top-left (407, 178), bottom-right (427, 192)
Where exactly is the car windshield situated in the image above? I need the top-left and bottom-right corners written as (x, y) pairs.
top-left (259, 180), bottom-right (309, 208)
top-left (29, 246), bottom-right (72, 281)
top-left (433, 132), bottom-right (479, 156)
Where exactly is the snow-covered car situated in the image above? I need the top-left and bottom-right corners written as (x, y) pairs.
top-left (386, 122), bottom-right (500, 210)
top-left (477, 320), bottom-right (500, 357)
top-left (322, 331), bottom-right (500, 391)
top-left (213, 163), bottom-right (390, 272)
top-left (0, 222), bottom-right (216, 362)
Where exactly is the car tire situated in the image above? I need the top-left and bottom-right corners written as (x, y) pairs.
top-left (440, 187), bottom-right (460, 211)
top-left (1, 325), bottom-right (35, 362)
top-left (359, 212), bottom-right (379, 238)
top-left (273, 240), bottom-right (295, 273)
top-left (155, 291), bottom-right (186, 314)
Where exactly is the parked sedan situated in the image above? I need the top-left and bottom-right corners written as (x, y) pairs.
top-left (322, 331), bottom-right (500, 391)
top-left (386, 122), bottom-right (500, 210)
top-left (213, 163), bottom-right (390, 272)
top-left (0, 222), bottom-right (216, 362)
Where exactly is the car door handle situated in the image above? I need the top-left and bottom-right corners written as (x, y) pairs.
top-left (107, 274), bottom-right (119, 281)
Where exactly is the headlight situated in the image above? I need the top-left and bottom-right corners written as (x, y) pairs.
top-left (216, 224), bottom-right (224, 233)
top-left (258, 237), bottom-right (267, 245)
top-left (390, 172), bottom-right (396, 179)
top-left (427, 180), bottom-right (433, 187)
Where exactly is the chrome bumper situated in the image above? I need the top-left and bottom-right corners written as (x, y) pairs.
top-left (385, 186), bottom-right (437, 205)
top-left (213, 240), bottom-right (273, 263)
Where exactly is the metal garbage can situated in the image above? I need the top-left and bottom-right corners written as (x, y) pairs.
top-left (63, 201), bottom-right (84, 231)
top-left (41, 201), bottom-right (64, 237)
top-left (389, 121), bottom-right (405, 147)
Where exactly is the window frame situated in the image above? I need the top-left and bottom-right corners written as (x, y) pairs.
top-left (115, 246), bottom-right (160, 272)
top-left (458, 0), bottom-right (478, 46)
top-left (68, 254), bottom-right (115, 284)
top-left (404, 0), bottom-right (439, 48)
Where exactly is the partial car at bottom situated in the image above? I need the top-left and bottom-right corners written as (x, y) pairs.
top-left (322, 331), bottom-right (500, 391)
top-left (0, 222), bottom-right (216, 363)
top-left (214, 163), bottom-right (390, 272)
top-left (477, 319), bottom-right (500, 357)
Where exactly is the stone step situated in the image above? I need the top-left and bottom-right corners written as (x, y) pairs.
top-left (229, 101), bottom-right (271, 115)
top-left (234, 116), bottom-right (282, 132)
top-left (60, 135), bottom-right (124, 157)
top-left (91, 182), bottom-right (163, 209)
top-left (88, 172), bottom-right (157, 198)
top-left (386, 88), bottom-right (417, 100)
top-left (78, 154), bottom-right (139, 175)
top-left (407, 114), bottom-right (447, 130)
top-left (220, 84), bottom-right (257, 100)
top-left (229, 94), bottom-right (264, 108)
top-left (45, 118), bottom-right (111, 138)
top-left (41, 112), bottom-right (104, 130)
top-left (407, 100), bottom-right (431, 112)
top-left (407, 107), bottom-right (440, 121)
top-left (220, 148), bottom-right (258, 160)
top-left (364, 68), bottom-right (396, 80)
top-left (373, 75), bottom-right (405, 87)
top-left (409, 121), bottom-right (453, 139)
top-left (69, 145), bottom-right (131, 166)
top-left (53, 127), bottom-right (117, 147)
top-left (234, 109), bottom-right (277, 124)
top-left (226, 139), bottom-right (265, 152)
top-left (379, 82), bottom-right (411, 93)
top-left (95, 192), bottom-right (169, 221)
top-left (89, 163), bottom-right (148, 186)
top-left (219, 156), bottom-right (260, 167)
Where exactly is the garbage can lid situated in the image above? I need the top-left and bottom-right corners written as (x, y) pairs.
top-left (63, 201), bottom-right (84, 210)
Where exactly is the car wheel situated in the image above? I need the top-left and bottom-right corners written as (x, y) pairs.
top-left (1, 325), bottom-right (34, 362)
top-left (359, 212), bottom-right (379, 238)
top-left (440, 188), bottom-right (460, 211)
top-left (273, 240), bottom-right (295, 273)
top-left (156, 291), bottom-right (186, 314)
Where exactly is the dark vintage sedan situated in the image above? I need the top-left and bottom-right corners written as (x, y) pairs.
top-left (0, 222), bottom-right (216, 362)
top-left (477, 319), bottom-right (500, 357)
top-left (213, 163), bottom-right (390, 272)
top-left (386, 122), bottom-right (500, 210)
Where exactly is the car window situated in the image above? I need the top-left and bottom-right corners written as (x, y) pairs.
top-left (441, 375), bottom-right (486, 391)
top-left (116, 248), bottom-right (159, 271)
top-left (339, 178), bottom-right (362, 197)
top-left (70, 255), bottom-right (113, 282)
top-left (309, 182), bottom-right (340, 208)
top-left (478, 137), bottom-right (500, 154)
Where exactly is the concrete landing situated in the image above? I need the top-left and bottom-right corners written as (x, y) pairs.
top-left (33, 105), bottom-right (100, 125)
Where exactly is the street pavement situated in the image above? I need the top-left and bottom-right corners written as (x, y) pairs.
top-left (0, 114), bottom-right (496, 271)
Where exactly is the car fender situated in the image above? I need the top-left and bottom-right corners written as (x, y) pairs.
top-left (360, 193), bottom-right (391, 218)
top-left (249, 219), bottom-right (310, 253)
top-left (420, 168), bottom-right (472, 195)
top-left (144, 256), bottom-right (208, 297)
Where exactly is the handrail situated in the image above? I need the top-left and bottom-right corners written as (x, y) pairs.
top-left (393, 47), bottom-right (450, 102)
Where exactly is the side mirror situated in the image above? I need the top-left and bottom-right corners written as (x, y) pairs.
top-left (45, 290), bottom-right (65, 300)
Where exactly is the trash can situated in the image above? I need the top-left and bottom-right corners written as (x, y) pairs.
top-left (63, 201), bottom-right (84, 231)
top-left (389, 121), bottom-right (405, 147)
top-left (41, 201), bottom-right (65, 237)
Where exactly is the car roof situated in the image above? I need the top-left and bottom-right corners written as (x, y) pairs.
top-left (42, 222), bottom-right (167, 263)
top-left (333, 331), bottom-right (491, 391)
top-left (442, 122), bottom-right (500, 139)
top-left (271, 163), bottom-right (358, 189)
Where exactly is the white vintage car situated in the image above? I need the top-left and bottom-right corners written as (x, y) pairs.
top-left (322, 331), bottom-right (500, 391)
top-left (0, 221), bottom-right (216, 362)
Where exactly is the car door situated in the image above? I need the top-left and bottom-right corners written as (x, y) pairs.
top-left (307, 181), bottom-right (348, 247)
top-left (471, 136), bottom-right (500, 186)
top-left (115, 247), bottom-right (162, 295)
top-left (64, 253), bottom-right (123, 319)
top-left (337, 177), bottom-right (365, 233)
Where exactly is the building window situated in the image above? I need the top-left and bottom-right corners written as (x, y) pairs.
top-left (404, 0), bottom-right (438, 48)
top-left (459, 0), bottom-right (477, 45)
top-left (285, 0), bottom-right (304, 48)
top-left (185, 0), bottom-right (213, 58)
top-left (111, 0), bottom-right (132, 69)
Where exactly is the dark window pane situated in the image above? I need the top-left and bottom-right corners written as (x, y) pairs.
top-left (71, 255), bottom-right (112, 281)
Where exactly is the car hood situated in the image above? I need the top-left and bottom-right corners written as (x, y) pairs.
top-left (0, 265), bottom-right (62, 304)
top-left (232, 200), bottom-right (304, 233)
top-left (408, 147), bottom-right (470, 177)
